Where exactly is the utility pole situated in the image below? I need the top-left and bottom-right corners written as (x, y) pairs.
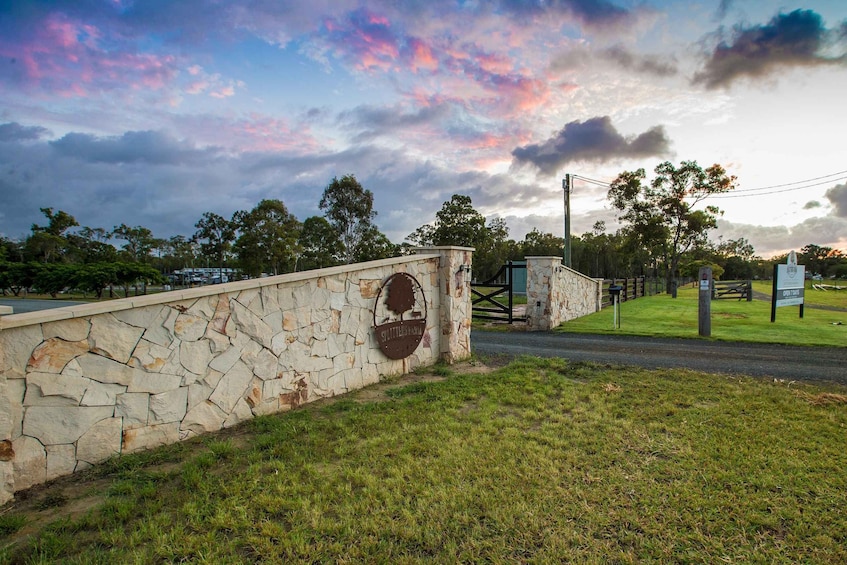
top-left (563, 174), bottom-right (572, 268)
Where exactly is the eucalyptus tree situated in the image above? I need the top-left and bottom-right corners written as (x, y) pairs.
top-left (112, 224), bottom-right (157, 263)
top-left (232, 199), bottom-right (301, 277)
top-left (608, 161), bottom-right (736, 296)
top-left (353, 225), bottom-right (397, 263)
top-left (319, 174), bottom-right (376, 264)
top-left (26, 207), bottom-right (79, 263)
top-left (297, 216), bottom-right (343, 270)
top-left (72, 227), bottom-right (118, 263)
top-left (193, 212), bottom-right (236, 280)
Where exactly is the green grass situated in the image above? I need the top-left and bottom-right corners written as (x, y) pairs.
top-left (752, 280), bottom-right (847, 310)
top-left (1, 357), bottom-right (846, 563)
top-left (557, 285), bottom-right (847, 347)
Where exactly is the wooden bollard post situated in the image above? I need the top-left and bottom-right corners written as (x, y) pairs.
top-left (698, 266), bottom-right (711, 337)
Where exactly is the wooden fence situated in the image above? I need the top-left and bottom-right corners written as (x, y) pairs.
top-left (712, 280), bottom-right (753, 301)
top-left (600, 276), bottom-right (654, 308)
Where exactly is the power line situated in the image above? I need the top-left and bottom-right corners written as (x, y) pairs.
top-left (569, 170), bottom-right (847, 199)
top-left (729, 169), bottom-right (847, 193)
top-left (709, 176), bottom-right (847, 199)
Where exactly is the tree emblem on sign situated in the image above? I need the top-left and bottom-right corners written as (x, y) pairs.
top-left (385, 273), bottom-right (416, 316)
top-left (373, 273), bottom-right (427, 360)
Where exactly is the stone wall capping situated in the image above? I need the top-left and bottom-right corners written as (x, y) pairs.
top-left (0, 255), bottom-right (441, 331)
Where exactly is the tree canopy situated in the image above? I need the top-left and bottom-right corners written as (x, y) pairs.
top-left (233, 199), bottom-right (301, 277)
top-left (608, 160), bottom-right (736, 294)
top-left (319, 174), bottom-right (377, 264)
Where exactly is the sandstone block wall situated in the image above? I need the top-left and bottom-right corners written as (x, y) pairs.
top-left (0, 248), bottom-right (472, 503)
top-left (525, 257), bottom-right (602, 331)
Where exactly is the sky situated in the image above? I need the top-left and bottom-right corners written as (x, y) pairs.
top-left (1, 0), bottom-right (846, 259)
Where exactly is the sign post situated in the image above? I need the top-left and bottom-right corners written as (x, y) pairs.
top-left (771, 251), bottom-right (805, 322)
top-left (698, 266), bottom-right (711, 337)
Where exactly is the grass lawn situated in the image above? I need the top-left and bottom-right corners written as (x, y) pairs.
top-left (557, 285), bottom-right (847, 347)
top-left (752, 280), bottom-right (847, 310)
top-left (1, 357), bottom-right (846, 563)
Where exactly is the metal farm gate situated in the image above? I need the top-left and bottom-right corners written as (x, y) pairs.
top-left (471, 261), bottom-right (526, 324)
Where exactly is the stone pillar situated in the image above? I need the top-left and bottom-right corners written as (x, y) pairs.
top-left (525, 256), bottom-right (560, 331)
top-left (414, 247), bottom-right (474, 363)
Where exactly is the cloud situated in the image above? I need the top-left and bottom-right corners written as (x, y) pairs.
top-left (511, 116), bottom-right (671, 176)
top-left (716, 216), bottom-right (847, 258)
top-left (715, 0), bottom-right (733, 21)
top-left (551, 44), bottom-right (678, 77)
top-left (0, 121), bottom-right (559, 246)
top-left (495, 0), bottom-right (636, 30)
top-left (693, 9), bottom-right (847, 89)
top-left (49, 130), bottom-right (220, 165)
top-left (803, 200), bottom-right (822, 210)
top-left (825, 183), bottom-right (847, 217)
top-left (0, 122), bottom-right (50, 142)
top-left (338, 103), bottom-right (451, 142)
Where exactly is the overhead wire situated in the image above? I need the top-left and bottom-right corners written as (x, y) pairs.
top-left (568, 170), bottom-right (847, 200)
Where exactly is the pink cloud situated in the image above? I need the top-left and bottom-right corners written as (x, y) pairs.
top-left (317, 8), bottom-right (401, 72)
top-left (177, 113), bottom-right (322, 154)
top-left (406, 38), bottom-right (438, 72)
top-left (5, 13), bottom-right (180, 98)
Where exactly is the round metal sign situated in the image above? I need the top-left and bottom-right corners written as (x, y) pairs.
top-left (373, 273), bottom-right (427, 359)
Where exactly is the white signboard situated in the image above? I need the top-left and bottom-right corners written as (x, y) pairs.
top-left (775, 250), bottom-right (805, 307)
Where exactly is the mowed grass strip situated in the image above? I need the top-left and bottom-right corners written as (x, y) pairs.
top-left (557, 285), bottom-right (847, 347)
top-left (1, 357), bottom-right (846, 563)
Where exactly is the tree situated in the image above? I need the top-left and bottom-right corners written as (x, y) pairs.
top-left (33, 263), bottom-right (76, 298)
top-left (26, 208), bottom-right (79, 263)
top-left (520, 229), bottom-right (564, 258)
top-left (406, 194), bottom-right (511, 279)
top-left (112, 224), bottom-right (157, 263)
top-left (608, 161), bottom-right (736, 296)
top-left (319, 174), bottom-right (377, 264)
top-left (800, 244), bottom-right (836, 277)
top-left (474, 217), bottom-right (512, 280)
top-left (160, 235), bottom-right (196, 276)
top-left (430, 194), bottom-right (486, 248)
top-left (76, 263), bottom-right (118, 298)
top-left (353, 225), bottom-right (397, 262)
top-left (2, 262), bottom-right (37, 296)
top-left (71, 227), bottom-right (118, 263)
top-left (233, 199), bottom-right (302, 277)
top-left (193, 212), bottom-right (236, 280)
top-left (716, 237), bottom-right (758, 280)
top-left (31, 208), bottom-right (78, 237)
top-left (297, 216), bottom-right (343, 270)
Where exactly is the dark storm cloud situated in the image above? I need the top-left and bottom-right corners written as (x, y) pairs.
top-left (511, 116), bottom-right (671, 176)
top-left (825, 183), bottom-right (847, 217)
top-left (693, 9), bottom-right (847, 89)
top-left (0, 122), bottom-right (50, 142)
top-left (49, 131), bottom-right (220, 165)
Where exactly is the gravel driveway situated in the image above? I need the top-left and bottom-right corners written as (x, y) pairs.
top-left (472, 330), bottom-right (847, 385)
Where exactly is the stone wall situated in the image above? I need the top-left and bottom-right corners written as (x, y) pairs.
top-left (525, 256), bottom-right (602, 331)
top-left (0, 248), bottom-right (473, 504)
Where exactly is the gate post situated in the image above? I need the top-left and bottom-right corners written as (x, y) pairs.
top-left (526, 257), bottom-right (558, 331)
top-left (414, 246), bottom-right (474, 363)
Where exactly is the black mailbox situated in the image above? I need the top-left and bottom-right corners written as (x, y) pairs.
top-left (608, 285), bottom-right (623, 300)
